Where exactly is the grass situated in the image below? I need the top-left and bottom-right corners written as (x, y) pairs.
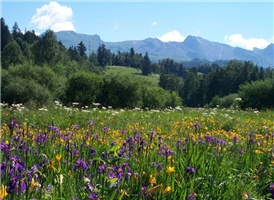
top-left (1, 105), bottom-right (274, 199)
top-left (105, 66), bottom-right (160, 86)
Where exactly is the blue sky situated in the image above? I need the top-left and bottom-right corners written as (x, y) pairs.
top-left (1, 1), bottom-right (273, 50)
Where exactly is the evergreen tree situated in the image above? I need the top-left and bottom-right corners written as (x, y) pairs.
top-left (142, 52), bottom-right (151, 75)
top-left (97, 44), bottom-right (112, 67)
top-left (23, 30), bottom-right (39, 44)
top-left (12, 22), bottom-right (23, 40)
top-left (183, 72), bottom-right (200, 107)
top-left (1, 18), bottom-right (12, 51)
top-left (130, 47), bottom-right (135, 58)
top-left (33, 30), bottom-right (63, 66)
top-left (77, 41), bottom-right (87, 57)
top-left (1, 39), bottom-right (25, 69)
top-left (89, 51), bottom-right (99, 66)
top-left (68, 46), bottom-right (80, 61)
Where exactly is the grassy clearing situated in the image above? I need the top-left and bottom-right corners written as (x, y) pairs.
top-left (105, 66), bottom-right (160, 86)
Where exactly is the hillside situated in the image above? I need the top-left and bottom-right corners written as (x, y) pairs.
top-left (105, 65), bottom-right (160, 86)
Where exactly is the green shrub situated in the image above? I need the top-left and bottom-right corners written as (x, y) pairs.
top-left (2, 77), bottom-right (53, 105)
top-left (99, 74), bottom-right (143, 108)
top-left (66, 71), bottom-right (103, 106)
top-left (238, 79), bottom-right (274, 110)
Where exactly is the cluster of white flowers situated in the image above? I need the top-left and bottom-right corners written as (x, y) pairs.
top-left (38, 108), bottom-right (48, 111)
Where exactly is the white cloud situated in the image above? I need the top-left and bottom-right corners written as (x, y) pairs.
top-left (31, 2), bottom-right (75, 32)
top-left (157, 30), bottom-right (186, 42)
top-left (224, 34), bottom-right (272, 50)
top-left (152, 22), bottom-right (158, 26)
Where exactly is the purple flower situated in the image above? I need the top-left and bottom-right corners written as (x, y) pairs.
top-left (187, 193), bottom-right (197, 200)
top-left (232, 136), bottom-right (239, 142)
top-left (73, 158), bottom-right (89, 172)
top-left (186, 166), bottom-right (196, 173)
top-left (90, 149), bottom-right (96, 156)
top-left (47, 185), bottom-right (53, 192)
top-left (88, 120), bottom-right (94, 127)
top-left (97, 163), bottom-right (107, 174)
top-left (102, 127), bottom-right (109, 132)
top-left (108, 171), bottom-right (117, 179)
top-left (89, 192), bottom-right (99, 199)
top-left (193, 123), bottom-right (201, 129)
top-left (269, 184), bottom-right (274, 197)
top-left (88, 192), bottom-right (98, 199)
top-left (121, 129), bottom-right (126, 135)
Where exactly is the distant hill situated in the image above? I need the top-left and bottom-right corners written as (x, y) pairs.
top-left (54, 31), bottom-right (274, 68)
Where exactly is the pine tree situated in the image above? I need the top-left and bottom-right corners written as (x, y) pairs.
top-left (142, 52), bottom-right (151, 75)
top-left (77, 41), bottom-right (87, 57)
top-left (12, 22), bottom-right (23, 40)
top-left (1, 18), bottom-right (12, 51)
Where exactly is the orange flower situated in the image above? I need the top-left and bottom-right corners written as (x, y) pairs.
top-left (162, 186), bottom-right (171, 194)
top-left (1, 185), bottom-right (8, 199)
top-left (252, 175), bottom-right (259, 179)
top-left (242, 192), bottom-right (248, 199)
top-left (56, 154), bottom-right (62, 164)
top-left (166, 166), bottom-right (175, 173)
top-left (29, 178), bottom-right (38, 193)
top-left (149, 175), bottom-right (156, 184)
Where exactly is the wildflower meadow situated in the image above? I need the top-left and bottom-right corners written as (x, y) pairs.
top-left (1, 103), bottom-right (274, 199)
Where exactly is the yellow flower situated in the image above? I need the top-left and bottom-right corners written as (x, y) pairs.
top-left (166, 166), bottom-right (175, 173)
top-left (149, 175), bottom-right (156, 184)
top-left (30, 178), bottom-right (38, 193)
top-left (56, 154), bottom-right (62, 164)
top-left (1, 185), bottom-right (8, 199)
top-left (120, 189), bottom-right (128, 196)
top-left (47, 160), bottom-right (56, 172)
top-left (162, 186), bottom-right (171, 194)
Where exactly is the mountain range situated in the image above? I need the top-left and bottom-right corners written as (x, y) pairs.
top-left (54, 31), bottom-right (274, 68)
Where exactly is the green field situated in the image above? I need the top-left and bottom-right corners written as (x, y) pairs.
top-left (105, 66), bottom-right (160, 86)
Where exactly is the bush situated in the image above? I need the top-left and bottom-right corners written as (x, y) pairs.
top-left (238, 79), bottom-right (274, 110)
top-left (99, 74), bottom-right (143, 108)
top-left (6, 64), bottom-right (66, 100)
top-left (219, 94), bottom-right (239, 108)
top-left (2, 77), bottom-right (53, 105)
top-left (142, 87), bottom-right (182, 109)
top-left (209, 94), bottom-right (239, 109)
top-left (66, 71), bottom-right (103, 106)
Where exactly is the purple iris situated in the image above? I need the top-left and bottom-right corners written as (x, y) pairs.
top-left (193, 123), bottom-right (201, 129)
top-left (269, 184), bottom-right (274, 197)
top-left (102, 127), bottom-right (109, 132)
top-left (89, 192), bottom-right (99, 199)
top-left (186, 166), bottom-right (196, 173)
top-left (90, 149), bottom-right (96, 156)
top-left (88, 120), bottom-right (94, 127)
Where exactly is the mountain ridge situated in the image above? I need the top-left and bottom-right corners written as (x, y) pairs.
top-left (54, 31), bottom-right (274, 67)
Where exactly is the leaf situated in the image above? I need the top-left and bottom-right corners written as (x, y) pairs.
top-left (92, 157), bottom-right (107, 164)
top-left (147, 184), bottom-right (163, 194)
top-left (109, 157), bottom-right (128, 165)
top-left (109, 178), bottom-right (118, 184)
top-left (119, 190), bottom-right (125, 200)
top-left (109, 189), bottom-right (118, 200)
